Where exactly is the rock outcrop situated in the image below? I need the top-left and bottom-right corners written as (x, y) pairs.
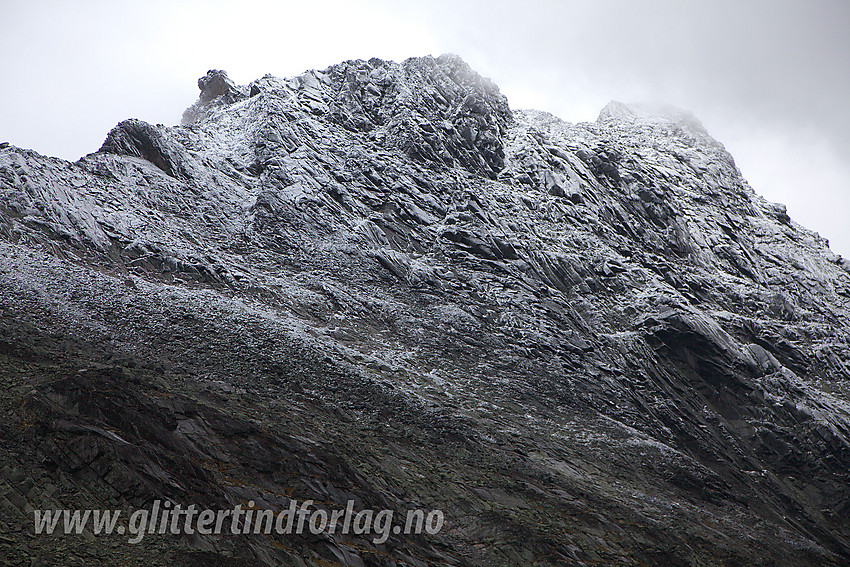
top-left (1, 55), bottom-right (849, 566)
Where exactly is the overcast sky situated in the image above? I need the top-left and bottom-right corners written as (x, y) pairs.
top-left (2, 0), bottom-right (848, 256)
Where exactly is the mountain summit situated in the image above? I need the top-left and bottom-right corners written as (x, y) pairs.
top-left (1, 55), bottom-right (850, 566)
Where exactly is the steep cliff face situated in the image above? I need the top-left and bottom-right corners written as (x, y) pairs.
top-left (1, 55), bottom-right (850, 566)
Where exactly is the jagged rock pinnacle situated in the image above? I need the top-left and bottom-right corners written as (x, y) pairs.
top-left (198, 69), bottom-right (237, 102)
top-left (182, 69), bottom-right (244, 125)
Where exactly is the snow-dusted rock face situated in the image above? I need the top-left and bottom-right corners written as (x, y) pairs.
top-left (1, 55), bottom-right (850, 566)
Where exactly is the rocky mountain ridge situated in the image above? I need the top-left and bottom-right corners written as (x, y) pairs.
top-left (1, 54), bottom-right (850, 566)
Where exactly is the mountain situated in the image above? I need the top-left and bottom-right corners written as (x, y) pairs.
top-left (2, 54), bottom-right (850, 566)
